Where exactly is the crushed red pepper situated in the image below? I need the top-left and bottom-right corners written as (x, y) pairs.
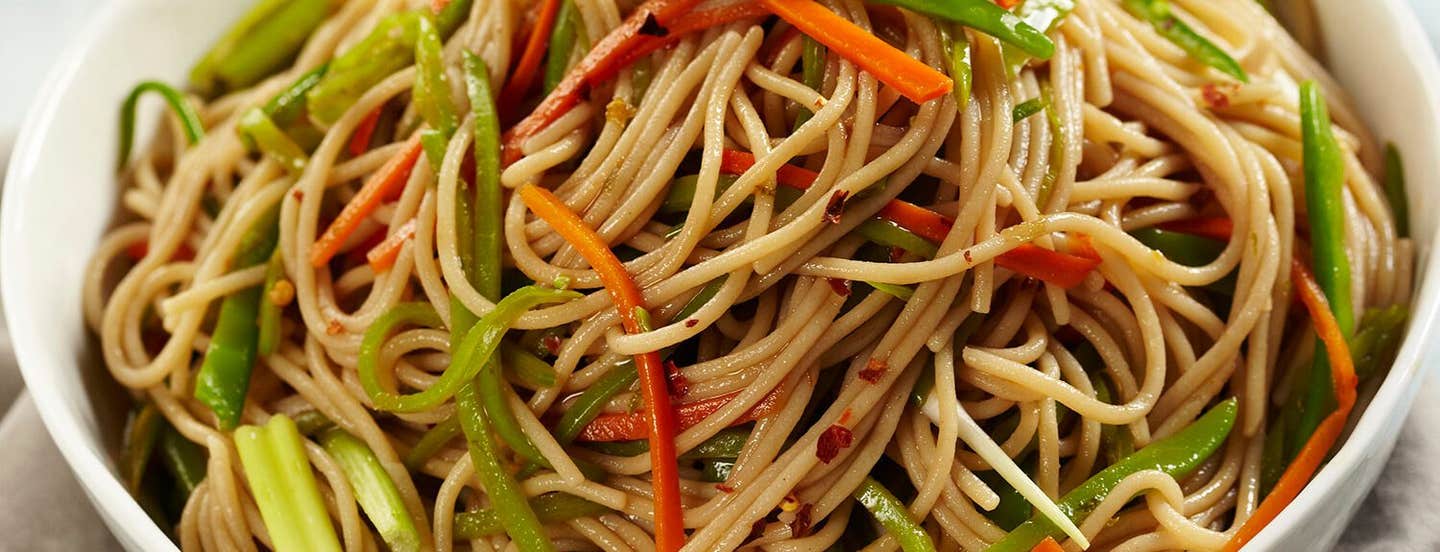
top-left (790, 503), bottom-right (814, 537)
top-left (824, 190), bottom-right (850, 224)
top-left (827, 278), bottom-right (853, 297)
top-left (857, 358), bottom-right (888, 383)
top-left (816, 424), bottom-right (854, 463)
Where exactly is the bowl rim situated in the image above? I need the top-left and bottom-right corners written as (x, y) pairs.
top-left (3, 1), bottom-right (1438, 551)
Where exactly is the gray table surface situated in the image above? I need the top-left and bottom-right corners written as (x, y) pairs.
top-left (1, 1), bottom-right (1437, 551)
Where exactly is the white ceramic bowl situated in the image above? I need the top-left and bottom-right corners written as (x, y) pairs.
top-left (4, 1), bottom-right (1438, 550)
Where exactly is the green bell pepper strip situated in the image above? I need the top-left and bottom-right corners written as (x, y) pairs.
top-left (1002, 0), bottom-right (1075, 75)
top-left (502, 344), bottom-right (559, 388)
top-left (1258, 414), bottom-right (1288, 497)
top-left (435, 0), bottom-right (474, 39)
top-left (256, 248), bottom-right (287, 357)
top-left (975, 468), bottom-right (1029, 531)
top-left (1012, 98), bottom-right (1047, 124)
top-left (121, 403), bottom-right (164, 493)
top-left (939, 23), bottom-right (973, 108)
top-left (239, 107), bottom-right (309, 174)
top-left (585, 427), bottom-right (752, 458)
top-left (453, 493), bottom-right (610, 539)
top-left (234, 414), bottom-right (343, 552)
top-left (869, 0), bottom-right (1055, 59)
top-left (118, 81), bottom-right (205, 171)
top-left (319, 429), bottom-right (423, 552)
top-left (1383, 143), bottom-right (1410, 238)
top-left (404, 416), bottom-right (461, 471)
top-left (1290, 81), bottom-right (1353, 458)
top-left (414, 14), bottom-right (459, 139)
top-left (263, 63), bottom-right (329, 127)
top-left (1131, 227), bottom-right (1235, 295)
top-left (190, 0), bottom-right (334, 98)
top-left (1351, 305), bottom-right (1408, 381)
top-left (1088, 372), bottom-right (1134, 467)
top-left (910, 314), bottom-right (982, 407)
top-left (794, 36), bottom-right (826, 129)
top-left (292, 409), bottom-right (335, 436)
top-left (701, 459), bottom-right (736, 483)
top-left (359, 286), bottom-right (579, 413)
top-left (867, 281), bottom-right (916, 301)
top-left (159, 424), bottom-right (208, 496)
top-left (544, 0), bottom-right (585, 95)
top-left (456, 382), bottom-right (554, 551)
top-left (856, 219), bottom-right (940, 258)
top-left (194, 206), bottom-right (281, 430)
top-left (985, 398), bottom-right (1238, 552)
top-left (854, 477), bottom-right (938, 552)
top-left (1121, 0), bottom-right (1248, 82)
top-left (307, 11), bottom-right (423, 126)
top-left (662, 175), bottom-right (742, 213)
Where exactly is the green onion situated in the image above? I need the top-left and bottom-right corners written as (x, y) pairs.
top-left (234, 415), bottom-right (342, 552)
top-left (1012, 98), bottom-right (1047, 123)
top-left (319, 429), bottom-right (422, 552)
top-left (194, 206), bottom-right (280, 430)
top-left (939, 23), bottom-right (973, 108)
top-left (854, 477), bottom-right (937, 552)
top-left (1121, 0), bottom-right (1248, 82)
top-left (190, 0), bottom-right (335, 98)
top-left (239, 108), bottom-right (309, 174)
top-left (870, 0), bottom-right (1054, 59)
top-left (118, 81), bottom-right (205, 171)
top-left (453, 493), bottom-right (610, 539)
top-left (985, 399), bottom-right (1237, 552)
top-left (1383, 143), bottom-right (1410, 238)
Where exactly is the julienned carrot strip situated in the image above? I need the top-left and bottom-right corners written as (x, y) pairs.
top-left (608, 2), bottom-right (772, 73)
top-left (719, 149), bottom-right (1099, 287)
top-left (349, 106), bottom-right (384, 157)
top-left (577, 386), bottom-right (786, 442)
top-left (1157, 216), bottom-right (1234, 242)
top-left (1220, 258), bottom-right (1357, 552)
top-left (758, 0), bottom-right (952, 104)
top-left (504, 0), bottom-right (705, 165)
top-left (310, 133), bottom-right (425, 268)
top-left (499, 0), bottom-right (563, 110)
top-left (1030, 537), bottom-right (1064, 552)
top-left (517, 184), bottom-right (685, 551)
top-left (365, 219), bottom-right (417, 272)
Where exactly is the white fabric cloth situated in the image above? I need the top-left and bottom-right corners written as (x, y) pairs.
top-left (0, 1), bottom-right (1437, 550)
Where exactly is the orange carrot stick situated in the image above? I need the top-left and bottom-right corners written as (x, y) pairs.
top-left (365, 219), bottom-right (417, 272)
top-left (1220, 258), bottom-right (1358, 551)
top-left (498, 0), bottom-right (562, 110)
top-left (1031, 537), bottom-right (1064, 552)
top-left (758, 0), bottom-right (952, 103)
top-left (517, 184), bottom-right (686, 550)
top-left (349, 106), bottom-right (384, 157)
top-left (310, 133), bottom-right (425, 268)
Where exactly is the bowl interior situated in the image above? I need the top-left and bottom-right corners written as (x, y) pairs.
top-left (3, 0), bottom-right (1439, 551)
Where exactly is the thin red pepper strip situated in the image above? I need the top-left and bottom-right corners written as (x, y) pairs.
top-left (577, 386), bottom-right (787, 442)
top-left (720, 149), bottom-right (1101, 288)
top-left (503, 0), bottom-right (705, 165)
top-left (349, 106), bottom-right (384, 157)
top-left (517, 184), bottom-right (685, 550)
top-left (1221, 258), bottom-right (1358, 551)
top-left (759, 0), bottom-right (952, 103)
top-left (499, 0), bottom-right (563, 110)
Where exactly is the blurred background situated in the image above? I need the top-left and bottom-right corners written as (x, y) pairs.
top-left (0, 0), bottom-right (1436, 550)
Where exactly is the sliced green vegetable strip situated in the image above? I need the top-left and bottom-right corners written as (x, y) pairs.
top-left (235, 415), bottom-right (342, 552)
top-left (121, 403), bottom-right (163, 493)
top-left (240, 107), bottom-right (309, 174)
top-left (194, 206), bottom-right (281, 430)
top-left (453, 493), bottom-right (610, 539)
top-left (1088, 372), bottom-right (1134, 466)
top-left (404, 416), bottom-right (461, 470)
top-left (435, 0), bottom-right (475, 38)
top-left (1036, 79), bottom-right (1063, 209)
top-left (118, 81), bottom-right (205, 171)
top-left (320, 429), bottom-right (422, 552)
top-left (553, 361), bottom-right (640, 445)
top-left (1290, 80), bottom-right (1353, 457)
top-left (158, 424), bottom-right (208, 496)
top-left (256, 248), bottom-right (287, 357)
top-left (263, 63), bottom-right (328, 126)
top-left (1012, 98), bottom-right (1047, 123)
top-left (413, 14), bottom-right (458, 138)
top-left (985, 398), bottom-right (1237, 552)
top-left (587, 427), bottom-right (752, 458)
top-left (191, 0), bottom-right (333, 97)
top-left (795, 36), bottom-right (826, 129)
top-left (307, 12), bottom-right (422, 126)
top-left (292, 410), bottom-right (335, 436)
top-left (1121, 0), bottom-right (1248, 82)
top-left (856, 219), bottom-right (939, 258)
top-left (455, 382), bottom-right (553, 551)
top-left (975, 469), bottom-right (1029, 531)
top-left (939, 23), bottom-right (973, 108)
top-left (868, 281), bottom-right (916, 301)
top-left (1383, 143), bottom-right (1409, 238)
top-left (190, 0), bottom-right (287, 95)
top-left (1130, 227), bottom-right (1235, 295)
top-left (662, 174), bottom-right (742, 213)
top-left (502, 345), bottom-right (559, 388)
top-left (1002, 0), bottom-right (1075, 74)
top-left (544, 0), bottom-right (584, 94)
top-left (870, 0), bottom-right (1055, 59)
top-left (854, 477), bottom-right (938, 552)
top-left (1350, 305), bottom-right (1408, 380)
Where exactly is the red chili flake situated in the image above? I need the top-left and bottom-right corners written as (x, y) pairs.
top-left (790, 503), bottom-right (814, 537)
top-left (541, 334), bottom-right (563, 356)
top-left (827, 278), bottom-right (852, 297)
top-left (685, 319), bottom-right (699, 328)
top-left (858, 358), bottom-right (888, 383)
top-left (715, 483), bottom-right (735, 493)
top-left (291, 189), bottom-right (305, 201)
top-left (824, 190), bottom-right (851, 224)
top-left (664, 360), bottom-right (690, 398)
top-left (816, 424), bottom-right (854, 464)
top-left (1202, 83), bottom-right (1231, 109)
top-left (326, 320), bottom-right (344, 335)
top-left (889, 246), bottom-right (906, 263)
top-left (838, 408), bottom-right (853, 425)
top-left (963, 250), bottom-right (974, 263)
